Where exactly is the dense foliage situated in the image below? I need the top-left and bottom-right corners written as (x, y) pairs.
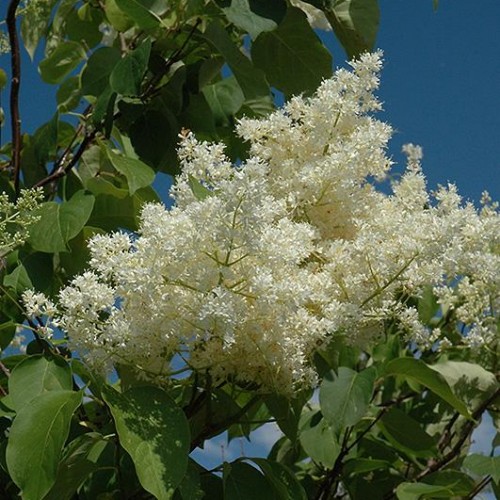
top-left (0, 1), bottom-right (498, 499)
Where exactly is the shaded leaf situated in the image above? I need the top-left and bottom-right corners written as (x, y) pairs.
top-left (463, 454), bottom-right (500, 484)
top-left (252, 7), bottom-right (332, 96)
top-left (396, 482), bottom-right (455, 500)
top-left (81, 47), bottom-right (121, 96)
top-left (110, 39), bottom-right (152, 96)
top-left (20, 0), bottom-right (58, 60)
top-left (223, 0), bottom-right (278, 39)
top-left (223, 461), bottom-right (275, 500)
top-left (378, 407), bottom-right (437, 459)
top-left (102, 385), bottom-right (190, 498)
top-left (383, 357), bottom-right (470, 418)
top-left (114, 0), bottom-right (163, 30)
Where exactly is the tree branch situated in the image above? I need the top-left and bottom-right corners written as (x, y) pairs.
top-left (6, 0), bottom-right (22, 198)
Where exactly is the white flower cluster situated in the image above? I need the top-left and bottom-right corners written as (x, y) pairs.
top-left (23, 53), bottom-right (499, 393)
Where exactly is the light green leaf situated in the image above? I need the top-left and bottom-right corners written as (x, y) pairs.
top-left (431, 360), bottom-right (498, 405)
top-left (106, 148), bottom-right (155, 194)
top-left (396, 482), bottom-right (454, 500)
top-left (44, 433), bottom-right (108, 500)
top-left (6, 390), bottom-right (83, 500)
top-left (3, 263), bottom-right (33, 292)
top-left (252, 7), bottom-right (332, 96)
top-left (299, 410), bottom-right (340, 468)
top-left (8, 355), bottom-right (73, 411)
top-left (463, 454), bottom-right (500, 484)
top-left (28, 190), bottom-right (95, 253)
top-left (0, 69), bottom-right (7, 90)
top-left (223, 0), bottom-right (278, 39)
top-left (204, 21), bottom-right (270, 100)
top-left (223, 461), bottom-right (275, 500)
top-left (252, 458), bottom-right (307, 500)
top-left (188, 175), bottom-right (214, 201)
top-left (81, 47), bottom-right (121, 96)
top-left (39, 41), bottom-right (86, 84)
top-left (320, 366), bottom-right (376, 433)
top-left (110, 39), bottom-right (152, 96)
top-left (114, 0), bottom-right (163, 30)
top-left (378, 407), bottom-right (437, 458)
top-left (102, 385), bottom-right (190, 498)
top-left (323, 0), bottom-right (380, 59)
top-left (383, 357), bottom-right (470, 418)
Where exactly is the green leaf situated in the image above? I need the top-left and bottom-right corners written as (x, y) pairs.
top-left (110, 39), bottom-right (152, 96)
top-left (44, 432), bottom-right (108, 500)
top-left (223, 461), bottom-right (275, 500)
top-left (378, 407), bottom-right (437, 458)
top-left (0, 69), bottom-right (7, 90)
top-left (32, 112), bottom-right (59, 164)
top-left (264, 392), bottom-right (308, 442)
top-left (320, 366), bottom-right (376, 433)
top-left (204, 21), bottom-right (270, 100)
top-left (323, 0), bottom-right (380, 59)
top-left (343, 458), bottom-right (390, 476)
top-left (396, 482), bottom-right (455, 500)
top-left (6, 390), bottom-right (83, 500)
top-left (463, 454), bottom-right (500, 484)
top-left (57, 76), bottom-right (82, 113)
top-left (202, 76), bottom-right (245, 126)
top-left (299, 410), bottom-right (340, 468)
top-left (8, 355), bottom-right (73, 411)
top-left (223, 0), bottom-right (278, 39)
top-left (39, 41), bottom-right (86, 84)
top-left (28, 191), bottom-right (95, 253)
top-left (104, 0), bottom-right (134, 31)
top-left (81, 47), bottom-right (121, 96)
top-left (383, 357), bottom-right (470, 418)
top-left (102, 385), bottom-right (190, 498)
top-left (418, 286), bottom-right (439, 324)
top-left (3, 263), bottom-right (33, 293)
top-left (20, 0), bottom-right (58, 60)
top-left (252, 7), bottom-right (332, 96)
top-left (0, 321), bottom-right (16, 351)
top-left (252, 458), bottom-right (307, 500)
top-left (114, 0), bottom-right (163, 30)
top-left (430, 360), bottom-right (498, 405)
top-left (188, 175), bottom-right (214, 201)
top-left (65, 4), bottom-right (104, 49)
top-left (105, 148), bottom-right (156, 194)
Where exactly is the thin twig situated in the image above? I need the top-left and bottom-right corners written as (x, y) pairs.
top-left (6, 0), bottom-right (22, 198)
top-left (465, 475), bottom-right (492, 500)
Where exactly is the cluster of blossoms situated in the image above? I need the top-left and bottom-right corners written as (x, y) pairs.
top-left (0, 189), bottom-right (43, 258)
top-left (24, 53), bottom-right (499, 393)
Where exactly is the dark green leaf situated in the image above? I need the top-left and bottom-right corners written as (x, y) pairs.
top-left (223, 461), bottom-right (275, 500)
top-left (44, 433), bottom-right (108, 500)
top-left (110, 39), bottom-right (152, 96)
top-left (378, 407), bottom-right (437, 458)
top-left (383, 357), bottom-right (470, 418)
top-left (204, 21), bottom-right (270, 100)
top-left (252, 7), bottom-right (332, 96)
top-left (65, 4), bottom-right (104, 49)
top-left (323, 0), bottom-right (380, 59)
top-left (28, 191), bottom-right (95, 253)
top-left (6, 390), bottom-right (82, 500)
top-left (81, 47), bottom-right (121, 96)
top-left (57, 76), bottom-right (82, 113)
top-left (202, 76), bottom-right (245, 126)
top-left (102, 385), bottom-right (190, 498)
top-left (39, 41), bottom-right (86, 84)
top-left (319, 366), bottom-right (376, 433)
top-left (8, 355), bottom-right (72, 411)
top-left (252, 458), bottom-right (307, 500)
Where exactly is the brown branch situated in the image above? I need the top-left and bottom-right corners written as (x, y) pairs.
top-left (465, 475), bottom-right (492, 500)
top-left (6, 0), bottom-right (22, 198)
top-left (415, 386), bottom-right (500, 481)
